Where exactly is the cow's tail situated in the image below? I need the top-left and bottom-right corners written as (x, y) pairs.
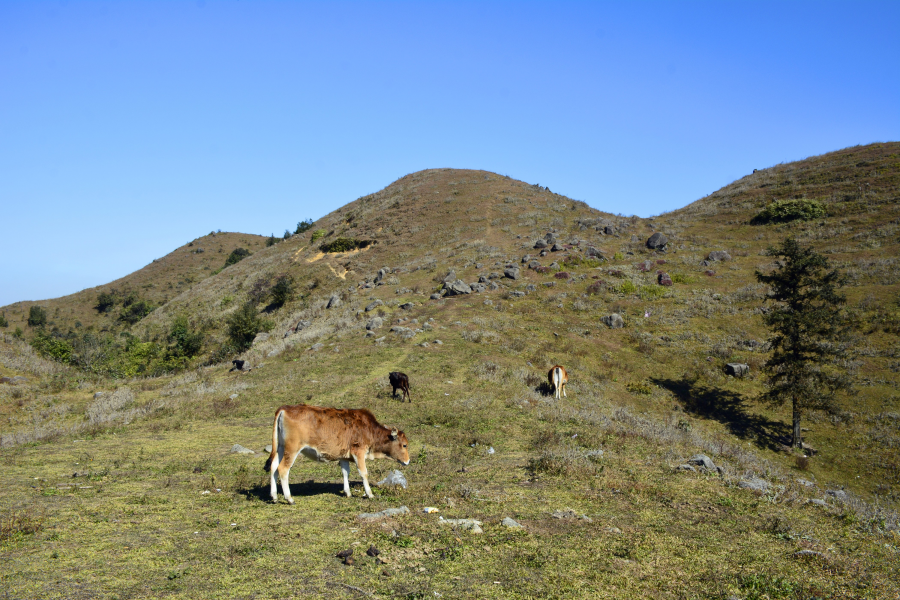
top-left (552, 367), bottom-right (561, 389)
top-left (264, 409), bottom-right (285, 473)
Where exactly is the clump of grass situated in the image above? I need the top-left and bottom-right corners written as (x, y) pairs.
top-left (751, 198), bottom-right (826, 224)
top-left (626, 380), bottom-right (654, 396)
top-left (1, 507), bottom-right (44, 541)
top-left (310, 229), bottom-right (326, 242)
top-left (319, 238), bottom-right (375, 253)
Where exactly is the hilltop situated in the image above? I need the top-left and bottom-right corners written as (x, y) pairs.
top-left (1, 143), bottom-right (899, 598)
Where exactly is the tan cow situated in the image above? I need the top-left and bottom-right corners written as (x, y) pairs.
top-left (265, 404), bottom-right (410, 503)
top-left (548, 365), bottom-right (568, 398)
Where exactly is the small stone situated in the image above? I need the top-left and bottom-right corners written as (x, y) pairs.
top-left (399, 302), bottom-right (415, 310)
top-left (601, 313), bottom-right (624, 329)
top-left (501, 517), bottom-right (523, 529)
top-left (826, 489), bottom-right (848, 502)
top-left (810, 499), bottom-right (827, 507)
top-left (326, 294), bottom-right (343, 309)
top-left (230, 444), bottom-right (255, 455)
top-left (707, 250), bottom-right (732, 261)
top-left (687, 454), bottom-right (717, 471)
top-left (738, 478), bottom-right (769, 492)
top-left (797, 478), bottom-right (815, 488)
top-left (676, 464), bottom-right (697, 472)
top-left (365, 299), bottom-right (383, 312)
top-left (264, 445), bottom-right (273, 453)
top-left (604, 527), bottom-right (623, 534)
top-left (310, 343), bottom-right (324, 351)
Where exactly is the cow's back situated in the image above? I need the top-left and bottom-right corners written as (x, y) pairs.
top-left (277, 404), bottom-right (380, 457)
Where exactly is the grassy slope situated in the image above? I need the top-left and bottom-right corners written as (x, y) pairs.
top-left (2, 144), bottom-right (899, 599)
top-left (0, 232), bottom-right (269, 334)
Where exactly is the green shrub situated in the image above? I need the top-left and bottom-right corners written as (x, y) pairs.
top-left (224, 248), bottom-right (251, 267)
top-left (266, 233), bottom-right (278, 247)
top-left (30, 329), bottom-right (73, 363)
top-left (95, 292), bottom-right (117, 313)
top-left (226, 302), bottom-right (270, 351)
top-left (670, 272), bottom-right (694, 284)
top-left (752, 198), bottom-right (826, 224)
top-left (119, 299), bottom-right (154, 325)
top-left (310, 229), bottom-right (326, 243)
top-left (0, 312), bottom-right (7, 328)
top-left (638, 285), bottom-right (667, 301)
top-left (283, 229), bottom-right (292, 240)
top-left (295, 219), bottom-right (314, 234)
top-left (617, 280), bottom-right (637, 295)
top-left (27, 306), bottom-right (47, 328)
top-left (560, 255), bottom-right (603, 269)
top-left (169, 316), bottom-right (203, 358)
top-left (613, 252), bottom-right (625, 261)
top-left (270, 275), bottom-right (294, 307)
top-left (13, 327), bottom-right (23, 339)
top-left (319, 237), bottom-right (374, 253)
top-left (626, 381), bottom-right (654, 396)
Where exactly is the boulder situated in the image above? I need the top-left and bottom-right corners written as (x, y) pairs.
top-left (521, 254), bottom-right (532, 264)
top-left (550, 243), bottom-right (564, 252)
top-left (365, 299), bottom-right (383, 312)
top-left (510, 291), bottom-right (526, 298)
top-left (707, 250), bottom-right (732, 261)
top-left (504, 267), bottom-right (521, 280)
top-left (326, 294), bottom-right (342, 309)
top-left (366, 317), bottom-right (383, 330)
top-left (430, 293), bottom-right (442, 300)
top-left (725, 363), bottom-right (749, 377)
top-left (443, 279), bottom-right (472, 296)
top-left (646, 232), bottom-right (668, 249)
top-left (252, 332), bottom-right (270, 345)
top-left (601, 313), bottom-right (624, 329)
top-left (399, 302), bottom-right (415, 310)
top-left (470, 283), bottom-right (487, 293)
top-left (738, 478), bottom-right (769, 492)
top-left (826, 489), bottom-right (848, 502)
top-left (441, 270), bottom-right (457, 283)
top-left (533, 239), bottom-right (548, 249)
top-left (657, 272), bottom-right (673, 286)
top-left (604, 225), bottom-right (615, 235)
top-left (585, 246), bottom-right (604, 259)
top-left (687, 454), bottom-right (717, 471)
top-left (528, 260), bottom-right (541, 270)
top-left (501, 517), bottom-right (524, 529)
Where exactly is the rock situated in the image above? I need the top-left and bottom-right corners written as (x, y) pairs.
top-left (510, 291), bottom-right (526, 298)
top-left (441, 270), bottom-right (456, 283)
top-left (797, 478), bottom-right (815, 487)
top-left (399, 302), bottom-right (415, 310)
top-left (252, 332), bottom-right (270, 345)
top-left (93, 392), bottom-right (104, 399)
top-left (550, 243), bottom-right (564, 252)
top-left (470, 283), bottom-right (487, 293)
top-left (657, 272), bottom-right (673, 286)
top-left (430, 293), bottom-right (442, 300)
top-left (794, 550), bottom-right (826, 559)
top-left (525, 284), bottom-right (536, 292)
top-left (826, 489), bottom-right (848, 502)
top-left (264, 445), bottom-right (272, 453)
top-left (521, 254), bottom-right (532, 263)
top-left (810, 498), bottom-right (827, 507)
top-left (601, 314), bottom-right (624, 328)
top-left (375, 336), bottom-right (386, 343)
top-left (604, 527), bottom-right (623, 534)
top-left (366, 545), bottom-right (381, 557)
top-left (310, 343), bottom-right (324, 351)
top-left (504, 267), bottom-right (521, 280)
top-left (326, 294), bottom-right (343, 309)
top-left (434, 340), bottom-right (443, 345)
top-left (676, 464), bottom-right (697, 472)
top-left (487, 281), bottom-right (500, 291)
top-left (366, 317), bottom-right (383, 330)
top-left (738, 478), bottom-right (769, 492)
top-left (585, 246), bottom-right (604, 259)
top-left (444, 280), bottom-right (472, 296)
top-left (376, 470), bottom-right (407, 489)
top-left (688, 454), bottom-right (717, 471)
top-left (528, 260), bottom-right (541, 270)
top-left (646, 232), bottom-right (668, 249)
top-left (478, 275), bottom-right (488, 283)
top-left (548, 261), bottom-right (559, 270)
top-left (604, 225), bottom-right (615, 235)
top-left (439, 518), bottom-right (483, 534)
top-left (636, 260), bottom-right (653, 272)
top-left (533, 239), bottom-right (548, 249)
top-left (725, 363), bottom-right (749, 377)
top-left (707, 250), bottom-right (732, 261)
top-left (501, 517), bottom-right (524, 529)
top-left (374, 267), bottom-right (392, 284)
top-left (357, 506), bottom-right (409, 521)
top-left (551, 509), bottom-right (577, 520)
top-left (230, 444), bottom-right (255, 455)
top-left (365, 299), bottom-right (383, 312)
top-left (11, 376), bottom-right (27, 383)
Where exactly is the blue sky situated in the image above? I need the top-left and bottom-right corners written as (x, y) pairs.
top-left (1, 1), bottom-right (898, 306)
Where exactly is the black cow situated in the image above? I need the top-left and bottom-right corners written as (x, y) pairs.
top-left (230, 359), bottom-right (248, 373)
top-left (388, 372), bottom-right (410, 403)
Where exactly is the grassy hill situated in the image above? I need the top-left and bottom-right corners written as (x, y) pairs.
top-left (1, 143), bottom-right (899, 599)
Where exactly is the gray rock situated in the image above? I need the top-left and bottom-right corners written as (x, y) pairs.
top-left (510, 291), bottom-right (526, 298)
top-left (504, 267), bottom-right (521, 280)
top-left (230, 444), bottom-right (255, 455)
top-left (502, 517), bottom-right (524, 529)
top-left (601, 313), bottom-right (624, 328)
top-left (533, 239), bottom-right (548, 249)
top-left (528, 260), bottom-right (541, 270)
top-left (810, 498), bottom-right (827, 507)
top-left (444, 279), bottom-right (472, 296)
top-left (797, 478), bottom-right (816, 487)
top-left (93, 392), bottom-right (104, 399)
top-left (826, 489), bottom-right (848, 502)
top-left (604, 225), bottom-right (615, 235)
top-left (375, 336), bottom-right (386, 343)
top-left (657, 272), bottom-right (673, 286)
top-left (676, 464), bottom-right (697, 472)
top-left (434, 340), bottom-right (443, 345)
top-left (430, 293), bottom-right (442, 300)
top-left (550, 243), bottom-right (564, 252)
top-left (688, 454), bottom-right (717, 471)
top-left (252, 332), bottom-right (270, 345)
top-left (399, 302), bottom-right (415, 310)
top-left (358, 506), bottom-right (410, 522)
top-left (725, 363), bottom-right (749, 377)
top-left (551, 509), bottom-right (577, 520)
top-left (521, 254), bottom-right (532, 264)
top-left (310, 343), bottom-right (324, 351)
top-left (585, 246), bottom-right (605, 259)
top-left (366, 317), bottom-right (383, 330)
top-left (707, 250), bottom-right (732, 261)
top-left (365, 299), bottom-right (383, 312)
top-left (738, 477), bottom-right (770, 492)
top-left (487, 281), bottom-right (500, 291)
top-left (264, 445), bottom-right (272, 453)
top-left (525, 284), bottom-right (536, 292)
top-left (326, 294), bottom-right (343, 309)
top-left (604, 526), bottom-right (623, 534)
top-left (548, 261), bottom-right (559, 270)
top-left (470, 283), bottom-right (487, 293)
top-left (440, 518), bottom-right (483, 534)
top-left (646, 232), bottom-right (668, 249)
top-left (441, 270), bottom-right (456, 283)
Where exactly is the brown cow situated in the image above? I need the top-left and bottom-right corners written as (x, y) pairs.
top-left (388, 371), bottom-right (410, 402)
top-left (265, 404), bottom-right (410, 503)
top-left (548, 365), bottom-right (568, 398)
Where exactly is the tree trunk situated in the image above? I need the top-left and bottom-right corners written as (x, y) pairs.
top-left (792, 403), bottom-right (802, 448)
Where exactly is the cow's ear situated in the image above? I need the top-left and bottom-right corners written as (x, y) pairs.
top-left (390, 428), bottom-right (398, 440)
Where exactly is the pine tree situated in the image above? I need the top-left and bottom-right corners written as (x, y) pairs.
top-left (755, 238), bottom-right (854, 448)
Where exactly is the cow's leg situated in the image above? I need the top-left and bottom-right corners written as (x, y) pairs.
top-left (278, 451), bottom-right (299, 505)
top-left (353, 451), bottom-right (374, 498)
top-left (562, 382), bottom-right (567, 398)
top-left (269, 451), bottom-right (281, 502)
top-left (340, 459), bottom-right (352, 497)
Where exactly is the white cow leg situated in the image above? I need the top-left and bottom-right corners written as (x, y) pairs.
top-left (355, 457), bottom-right (373, 498)
top-left (340, 460), bottom-right (352, 497)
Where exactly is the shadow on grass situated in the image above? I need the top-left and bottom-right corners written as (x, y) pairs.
top-left (536, 382), bottom-right (555, 397)
top-left (652, 377), bottom-right (789, 451)
top-left (244, 480), bottom-right (347, 502)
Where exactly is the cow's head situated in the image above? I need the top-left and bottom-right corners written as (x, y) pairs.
top-left (388, 428), bottom-right (410, 466)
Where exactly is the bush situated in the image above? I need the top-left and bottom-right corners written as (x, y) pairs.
top-left (30, 329), bottom-right (73, 363)
top-left (295, 219), bottom-right (314, 234)
top-left (752, 198), bottom-right (827, 224)
top-left (270, 274), bottom-right (294, 307)
top-left (310, 229), bottom-right (326, 242)
top-left (95, 292), bottom-right (117, 313)
top-left (169, 315), bottom-right (203, 358)
top-left (27, 306), bottom-right (47, 328)
top-left (0, 312), bottom-right (7, 328)
top-left (226, 302), bottom-right (270, 351)
top-left (283, 229), bottom-right (292, 240)
top-left (224, 248), bottom-right (251, 267)
top-left (119, 299), bottom-right (154, 325)
top-left (319, 237), bottom-right (374, 253)
top-left (266, 234), bottom-right (278, 247)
